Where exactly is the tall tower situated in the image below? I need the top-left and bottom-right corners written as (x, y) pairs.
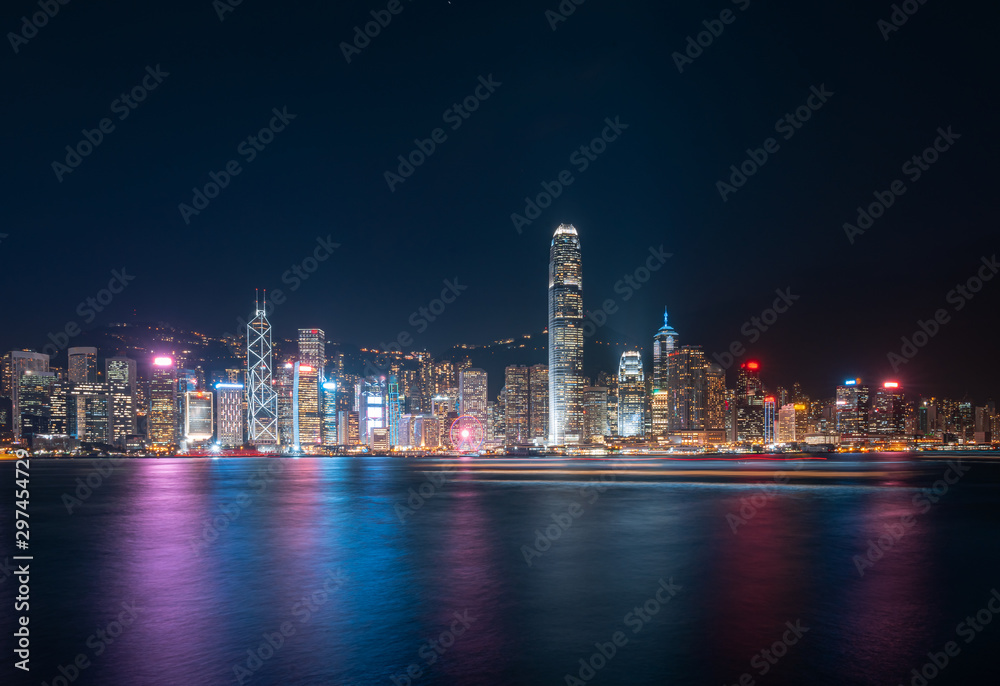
top-left (617, 350), bottom-right (645, 437)
top-left (247, 292), bottom-right (278, 447)
top-left (548, 223), bottom-right (584, 444)
top-left (651, 308), bottom-right (678, 439)
top-left (149, 356), bottom-right (177, 448)
top-left (459, 368), bottom-right (488, 428)
top-left (298, 328), bottom-right (326, 370)
top-left (504, 365), bottom-right (530, 447)
top-left (106, 356), bottom-right (137, 446)
top-left (68, 347), bottom-right (98, 384)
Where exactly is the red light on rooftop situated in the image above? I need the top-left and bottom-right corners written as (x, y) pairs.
top-left (764, 396), bottom-right (775, 402)
top-left (884, 381), bottom-right (899, 388)
top-left (746, 361), bottom-right (759, 370)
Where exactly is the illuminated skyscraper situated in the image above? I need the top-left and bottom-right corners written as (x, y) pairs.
top-left (67, 382), bottom-right (110, 444)
top-left (736, 361), bottom-right (765, 442)
top-left (106, 356), bottom-right (136, 446)
top-left (184, 391), bottom-right (214, 444)
top-left (763, 396), bottom-right (776, 444)
top-left (321, 380), bottom-right (338, 446)
top-left (666, 346), bottom-right (707, 433)
top-left (617, 351), bottom-right (645, 437)
top-left (149, 356), bottom-right (177, 447)
top-left (706, 363), bottom-right (726, 436)
top-left (459, 368), bottom-right (488, 428)
top-left (215, 382), bottom-right (244, 447)
top-left (651, 309), bottom-right (679, 439)
top-left (8, 351), bottom-right (49, 439)
top-left (294, 362), bottom-right (322, 448)
top-left (871, 381), bottom-right (906, 436)
top-left (548, 223), bottom-right (584, 444)
top-left (583, 386), bottom-right (609, 440)
top-left (528, 364), bottom-right (548, 443)
top-left (68, 346), bottom-right (97, 384)
top-left (297, 328), bottom-right (326, 370)
top-left (18, 371), bottom-right (56, 440)
top-left (247, 293), bottom-right (278, 447)
top-left (836, 379), bottom-right (870, 435)
top-left (504, 365), bottom-right (530, 447)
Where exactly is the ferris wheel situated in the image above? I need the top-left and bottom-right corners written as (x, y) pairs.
top-left (449, 414), bottom-right (485, 453)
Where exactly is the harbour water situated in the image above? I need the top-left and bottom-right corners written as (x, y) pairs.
top-left (2, 454), bottom-right (999, 685)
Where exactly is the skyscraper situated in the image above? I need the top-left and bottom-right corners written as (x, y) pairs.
top-left (68, 346), bottom-right (98, 384)
top-left (149, 356), bottom-right (177, 447)
top-left (836, 379), bottom-right (870, 435)
top-left (215, 382), bottom-right (245, 447)
top-left (651, 309), bottom-right (679, 440)
top-left (736, 361), bottom-right (765, 442)
top-left (67, 382), bottom-right (111, 444)
top-left (583, 386), bottom-right (609, 440)
top-left (297, 328), bottom-right (326, 370)
top-left (548, 223), bottom-right (584, 444)
top-left (18, 371), bottom-right (56, 441)
top-left (617, 350), bottom-right (645, 437)
top-left (652, 308), bottom-right (678, 390)
top-left (294, 362), bottom-right (323, 448)
top-left (321, 380), bottom-right (338, 446)
top-left (247, 293), bottom-right (278, 447)
top-left (106, 356), bottom-right (136, 446)
top-left (871, 381), bottom-right (906, 436)
top-left (184, 391), bottom-right (214, 444)
top-left (763, 396), bottom-right (776, 444)
top-left (459, 368), bottom-right (488, 429)
top-left (528, 364), bottom-right (549, 443)
top-left (504, 365), bottom-right (530, 447)
top-left (666, 346), bottom-right (707, 433)
top-left (8, 351), bottom-right (49, 439)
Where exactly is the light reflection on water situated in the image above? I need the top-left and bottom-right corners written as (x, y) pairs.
top-left (1, 454), bottom-right (998, 685)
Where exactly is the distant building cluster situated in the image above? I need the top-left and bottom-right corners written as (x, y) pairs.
top-left (1, 224), bottom-right (997, 455)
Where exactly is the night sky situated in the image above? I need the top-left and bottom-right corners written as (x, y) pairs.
top-left (3, 0), bottom-right (998, 399)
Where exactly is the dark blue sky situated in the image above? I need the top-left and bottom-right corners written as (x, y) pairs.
top-left (3, 0), bottom-right (998, 398)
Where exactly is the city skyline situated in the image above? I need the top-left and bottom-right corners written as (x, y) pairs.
top-left (4, 1), bottom-right (998, 403)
